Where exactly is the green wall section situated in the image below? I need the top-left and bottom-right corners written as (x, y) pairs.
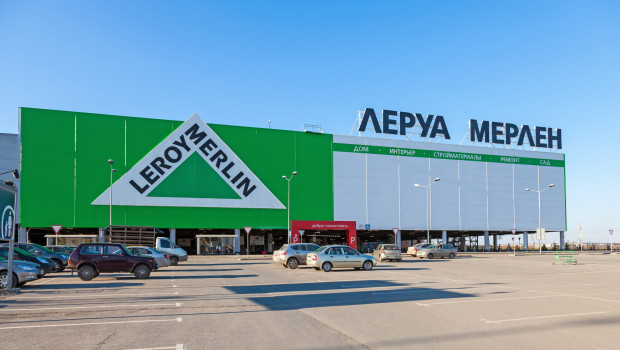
top-left (19, 108), bottom-right (334, 229)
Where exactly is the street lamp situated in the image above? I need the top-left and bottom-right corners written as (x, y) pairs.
top-left (525, 183), bottom-right (555, 254)
top-left (108, 159), bottom-right (116, 241)
top-left (282, 171), bottom-right (298, 244)
top-left (414, 177), bottom-right (440, 244)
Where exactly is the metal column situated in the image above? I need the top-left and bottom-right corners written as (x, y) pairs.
top-left (493, 235), bottom-right (498, 251)
top-left (18, 227), bottom-right (26, 243)
top-left (396, 230), bottom-right (402, 248)
top-left (559, 231), bottom-right (565, 250)
top-left (484, 231), bottom-right (490, 252)
top-left (267, 232), bottom-right (273, 253)
top-left (98, 228), bottom-right (105, 243)
top-left (442, 230), bottom-right (447, 244)
top-left (234, 229), bottom-right (241, 254)
top-left (523, 232), bottom-right (529, 251)
top-left (169, 229), bottom-right (176, 244)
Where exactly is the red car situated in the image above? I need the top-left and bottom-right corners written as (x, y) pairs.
top-left (68, 243), bottom-right (157, 281)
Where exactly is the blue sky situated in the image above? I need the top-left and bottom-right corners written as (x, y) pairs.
top-left (0, 1), bottom-right (618, 242)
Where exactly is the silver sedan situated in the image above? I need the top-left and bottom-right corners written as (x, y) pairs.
top-left (417, 244), bottom-right (457, 259)
top-left (128, 246), bottom-right (172, 269)
top-left (306, 245), bottom-right (377, 272)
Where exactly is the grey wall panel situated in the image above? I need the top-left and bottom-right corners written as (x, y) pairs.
top-left (429, 159), bottom-right (460, 230)
top-left (399, 157), bottom-right (429, 230)
top-left (540, 166), bottom-right (566, 231)
top-left (487, 163), bottom-right (515, 230)
top-left (366, 154), bottom-right (400, 229)
top-left (459, 161), bottom-right (487, 230)
top-left (333, 152), bottom-right (367, 225)
top-left (514, 165), bottom-right (539, 230)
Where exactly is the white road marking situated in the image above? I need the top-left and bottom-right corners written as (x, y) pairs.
top-left (124, 345), bottom-right (185, 350)
top-left (0, 317), bottom-right (183, 330)
top-left (418, 295), bottom-right (560, 306)
top-left (172, 285), bottom-right (177, 288)
top-left (482, 311), bottom-right (608, 324)
top-left (30, 278), bottom-right (61, 285)
top-left (13, 291), bottom-right (179, 299)
top-left (0, 302), bottom-right (183, 312)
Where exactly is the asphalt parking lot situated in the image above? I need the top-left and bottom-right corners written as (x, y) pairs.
top-left (2, 253), bottom-right (620, 350)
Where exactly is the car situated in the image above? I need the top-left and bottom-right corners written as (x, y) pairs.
top-left (155, 237), bottom-right (188, 266)
top-left (0, 258), bottom-right (41, 288)
top-left (68, 243), bottom-right (157, 281)
top-left (46, 245), bottom-right (76, 254)
top-left (0, 257), bottom-right (45, 279)
top-left (14, 243), bottom-right (69, 272)
top-left (407, 243), bottom-right (432, 257)
top-left (372, 244), bottom-right (402, 262)
top-left (127, 246), bottom-right (171, 269)
top-left (273, 243), bottom-right (321, 269)
top-left (0, 246), bottom-right (56, 274)
top-left (417, 244), bottom-right (458, 259)
top-left (306, 245), bottom-right (377, 272)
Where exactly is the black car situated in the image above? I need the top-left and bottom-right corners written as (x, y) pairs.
top-left (14, 243), bottom-right (69, 271)
top-left (0, 246), bottom-right (56, 274)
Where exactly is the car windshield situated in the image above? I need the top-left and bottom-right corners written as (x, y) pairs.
top-left (278, 244), bottom-right (288, 250)
top-left (14, 247), bottom-right (34, 257)
top-left (32, 244), bottom-right (55, 253)
top-left (384, 245), bottom-right (399, 250)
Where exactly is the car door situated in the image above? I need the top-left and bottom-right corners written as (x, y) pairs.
top-left (343, 246), bottom-right (363, 267)
top-left (78, 245), bottom-right (103, 270)
top-left (326, 247), bottom-right (345, 267)
top-left (102, 245), bottom-right (128, 272)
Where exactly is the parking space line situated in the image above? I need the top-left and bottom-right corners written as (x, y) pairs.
top-left (481, 311), bottom-right (608, 324)
top-left (125, 345), bottom-right (185, 350)
top-left (13, 291), bottom-right (179, 299)
top-left (415, 294), bottom-right (560, 306)
top-left (0, 302), bottom-right (183, 312)
top-left (0, 317), bottom-right (183, 330)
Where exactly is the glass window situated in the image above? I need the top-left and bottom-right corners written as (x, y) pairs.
top-left (159, 239), bottom-right (171, 249)
top-left (308, 244), bottom-right (320, 251)
top-left (291, 245), bottom-right (301, 251)
top-left (104, 246), bottom-right (124, 255)
top-left (343, 247), bottom-right (358, 255)
top-left (80, 245), bottom-right (103, 255)
top-left (384, 245), bottom-right (399, 250)
top-left (328, 247), bottom-right (344, 255)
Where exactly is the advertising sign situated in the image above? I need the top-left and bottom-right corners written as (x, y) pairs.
top-left (0, 185), bottom-right (16, 240)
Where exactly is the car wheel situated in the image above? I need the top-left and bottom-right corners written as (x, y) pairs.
top-left (134, 264), bottom-right (151, 279)
top-left (0, 271), bottom-right (17, 289)
top-left (449, 253), bottom-right (455, 259)
top-left (52, 259), bottom-right (65, 272)
top-left (322, 262), bottom-right (333, 272)
top-left (427, 253), bottom-right (434, 259)
top-left (362, 260), bottom-right (373, 271)
top-left (287, 258), bottom-right (299, 269)
top-left (78, 265), bottom-right (97, 281)
top-left (170, 256), bottom-right (179, 266)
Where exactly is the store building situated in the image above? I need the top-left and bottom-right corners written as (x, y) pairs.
top-left (16, 108), bottom-right (566, 253)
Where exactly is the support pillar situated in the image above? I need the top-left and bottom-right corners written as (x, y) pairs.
top-left (442, 230), bottom-right (447, 244)
top-left (267, 232), bottom-right (273, 253)
top-left (169, 229), bottom-right (176, 244)
top-left (560, 231), bottom-right (565, 250)
top-left (484, 231), bottom-right (490, 252)
top-left (396, 230), bottom-right (401, 248)
top-left (98, 228), bottom-right (105, 243)
top-left (460, 234), bottom-right (466, 251)
top-left (234, 229), bottom-right (241, 254)
top-left (18, 227), bottom-right (27, 243)
top-left (523, 232), bottom-right (528, 251)
top-left (493, 235), bottom-right (498, 251)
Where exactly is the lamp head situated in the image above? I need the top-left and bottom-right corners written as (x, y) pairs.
top-left (4, 179), bottom-right (14, 187)
top-left (525, 188), bottom-right (531, 191)
top-left (414, 184), bottom-right (420, 187)
top-left (11, 170), bottom-right (19, 179)
top-left (282, 175), bottom-right (287, 179)
top-left (108, 159), bottom-right (114, 165)
top-left (112, 169), bottom-right (117, 173)
top-left (548, 184), bottom-right (555, 188)
top-left (434, 178), bottom-right (440, 182)
top-left (292, 171), bottom-right (298, 176)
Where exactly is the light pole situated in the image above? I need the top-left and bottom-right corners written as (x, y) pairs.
top-left (525, 183), bottom-right (555, 254)
top-left (108, 159), bottom-right (116, 241)
top-left (414, 177), bottom-right (440, 244)
top-left (282, 171), bottom-right (298, 244)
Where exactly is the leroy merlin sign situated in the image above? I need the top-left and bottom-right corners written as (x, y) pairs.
top-left (92, 114), bottom-right (285, 209)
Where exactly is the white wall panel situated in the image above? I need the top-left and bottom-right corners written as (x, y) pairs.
top-left (366, 154), bottom-right (400, 229)
top-left (399, 157), bottom-right (430, 230)
top-left (514, 165), bottom-right (539, 230)
top-left (333, 152), bottom-right (367, 225)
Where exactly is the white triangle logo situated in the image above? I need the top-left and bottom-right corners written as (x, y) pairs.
top-left (92, 114), bottom-right (285, 209)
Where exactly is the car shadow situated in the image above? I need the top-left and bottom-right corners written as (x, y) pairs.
top-left (21, 282), bottom-right (144, 289)
top-left (226, 280), bottom-right (407, 294)
top-left (118, 274), bottom-right (258, 280)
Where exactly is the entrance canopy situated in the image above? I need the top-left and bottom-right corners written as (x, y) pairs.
top-left (291, 220), bottom-right (356, 248)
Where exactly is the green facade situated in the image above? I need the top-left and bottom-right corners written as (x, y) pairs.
top-left (19, 108), bottom-right (335, 229)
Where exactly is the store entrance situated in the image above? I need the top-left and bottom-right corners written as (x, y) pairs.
top-left (303, 230), bottom-right (347, 247)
